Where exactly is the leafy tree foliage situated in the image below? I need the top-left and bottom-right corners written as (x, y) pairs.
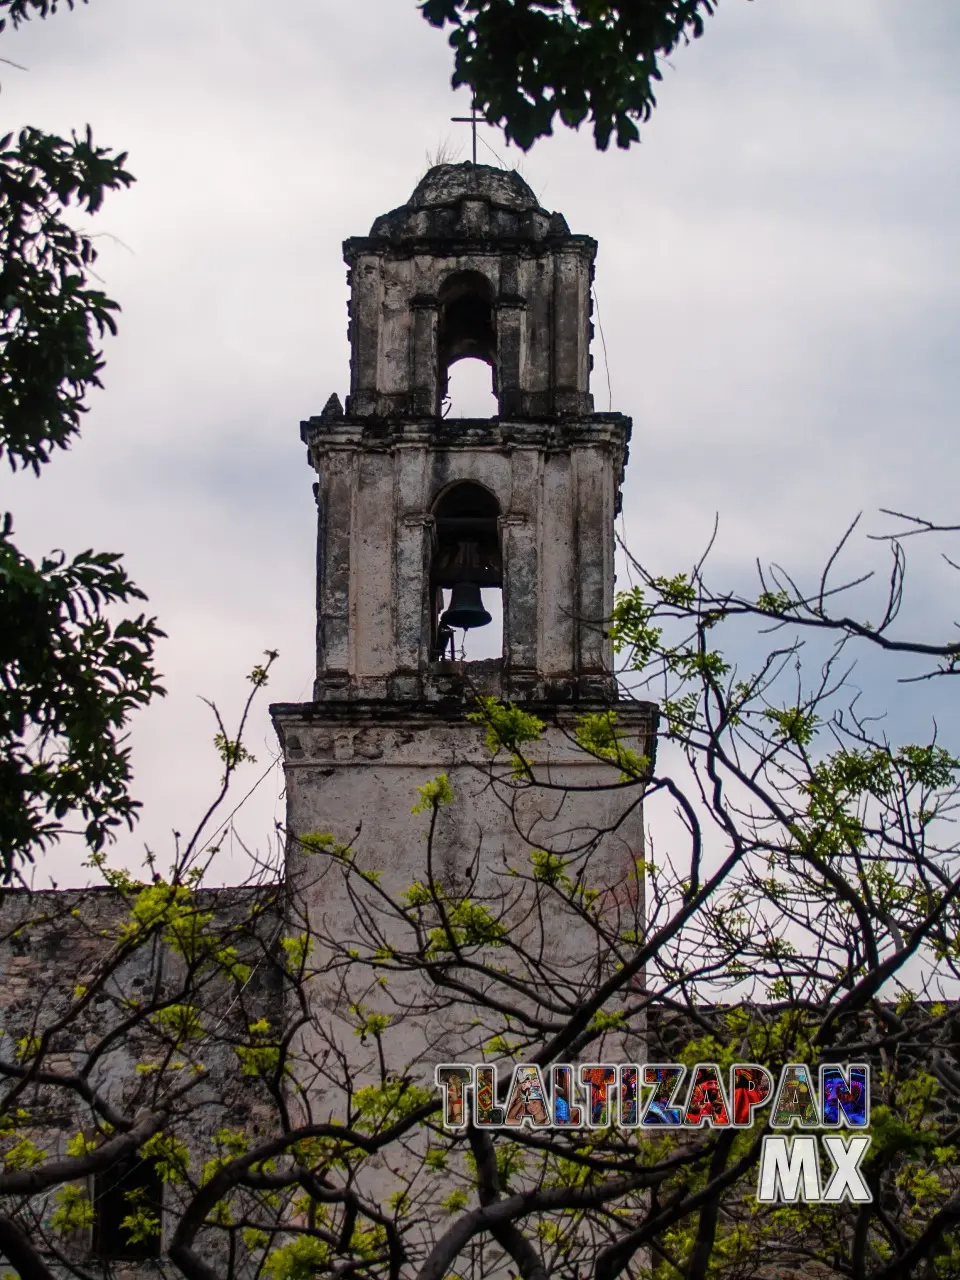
top-left (0, 1), bottom-right (164, 881)
top-left (420, 0), bottom-right (721, 150)
top-left (0, 0), bottom-right (85, 35)
top-left (0, 123), bottom-right (131, 474)
top-left (0, 527), bottom-right (164, 883)
top-left (2, 526), bottom-right (959, 1279)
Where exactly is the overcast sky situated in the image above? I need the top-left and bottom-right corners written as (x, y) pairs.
top-left (3, 0), bottom-right (959, 887)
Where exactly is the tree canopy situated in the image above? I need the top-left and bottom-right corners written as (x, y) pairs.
top-left (420, 0), bottom-right (722, 150)
top-left (0, 0), bottom-right (163, 880)
top-left (3, 532), bottom-right (960, 1276)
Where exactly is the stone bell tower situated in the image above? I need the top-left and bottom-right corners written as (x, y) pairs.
top-left (270, 164), bottom-right (655, 1074)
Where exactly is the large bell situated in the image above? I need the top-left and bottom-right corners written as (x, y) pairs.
top-left (440, 581), bottom-right (492, 630)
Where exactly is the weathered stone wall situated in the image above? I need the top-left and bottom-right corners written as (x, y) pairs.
top-left (343, 164), bottom-right (596, 420)
top-left (0, 885), bottom-right (282, 1278)
top-left (270, 702), bottom-right (654, 1276)
top-left (302, 415), bottom-right (630, 704)
top-left (272, 702), bottom-right (655, 1090)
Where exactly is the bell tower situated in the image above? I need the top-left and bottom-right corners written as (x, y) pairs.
top-left (271, 162), bottom-right (654, 1072)
top-left (295, 162), bottom-right (632, 707)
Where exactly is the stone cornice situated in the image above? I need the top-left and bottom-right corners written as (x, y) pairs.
top-left (270, 698), bottom-right (657, 725)
top-left (270, 699), bottom-right (658, 770)
top-left (300, 414), bottom-right (632, 453)
top-left (343, 235), bottom-right (597, 264)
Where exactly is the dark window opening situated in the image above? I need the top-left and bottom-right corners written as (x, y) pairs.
top-left (93, 1156), bottom-right (162, 1261)
top-left (437, 271), bottom-right (497, 416)
top-left (430, 481), bottom-right (503, 662)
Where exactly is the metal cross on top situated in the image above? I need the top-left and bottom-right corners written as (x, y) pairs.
top-left (450, 97), bottom-right (493, 166)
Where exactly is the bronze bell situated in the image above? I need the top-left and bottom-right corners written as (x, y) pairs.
top-left (440, 581), bottom-right (492, 630)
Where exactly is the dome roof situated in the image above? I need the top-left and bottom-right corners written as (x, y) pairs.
top-left (365, 162), bottom-right (571, 245)
top-left (406, 163), bottom-right (543, 214)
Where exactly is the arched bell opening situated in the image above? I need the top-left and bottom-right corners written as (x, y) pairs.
top-left (429, 480), bottom-right (503, 662)
top-left (443, 358), bottom-right (499, 418)
top-left (437, 271), bottom-right (498, 417)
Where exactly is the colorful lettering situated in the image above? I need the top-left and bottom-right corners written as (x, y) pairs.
top-left (640, 1064), bottom-right (686, 1127)
top-left (683, 1063), bottom-right (731, 1127)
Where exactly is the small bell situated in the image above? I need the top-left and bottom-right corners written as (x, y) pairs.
top-left (440, 581), bottom-right (492, 630)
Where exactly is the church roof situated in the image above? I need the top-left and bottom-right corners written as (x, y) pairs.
top-left (361, 162), bottom-right (573, 247)
top-left (405, 163), bottom-right (543, 214)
